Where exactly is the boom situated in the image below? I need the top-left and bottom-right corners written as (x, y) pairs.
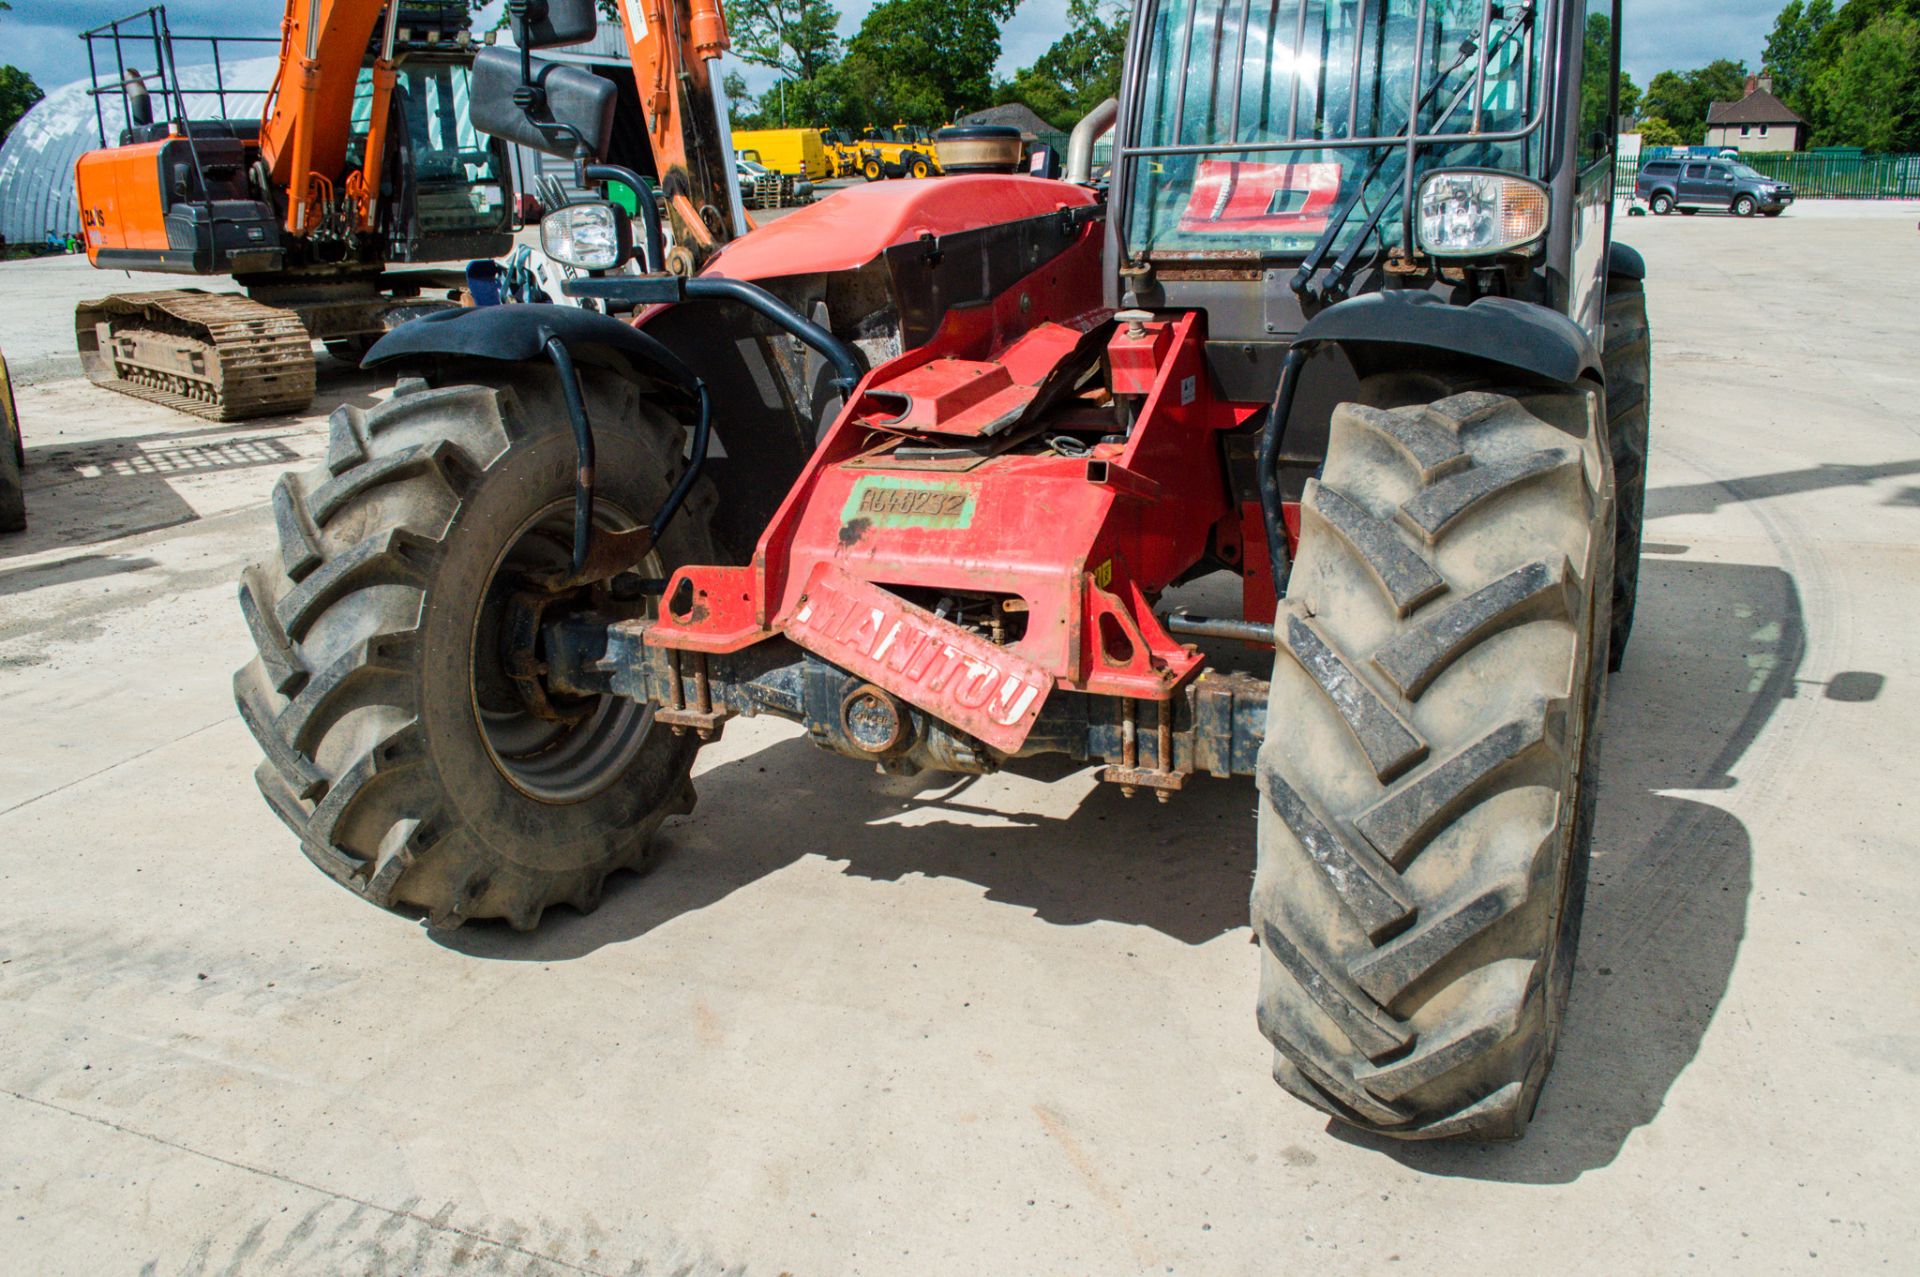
top-left (260, 0), bottom-right (398, 232)
top-left (610, 0), bottom-right (748, 263)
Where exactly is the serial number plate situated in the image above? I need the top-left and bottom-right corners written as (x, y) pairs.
top-left (841, 476), bottom-right (975, 529)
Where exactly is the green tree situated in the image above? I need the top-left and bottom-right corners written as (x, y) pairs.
top-left (1618, 71), bottom-right (1643, 124)
top-left (999, 0), bottom-right (1129, 129)
top-left (1763, 0), bottom-right (1836, 112)
top-left (728, 0), bottom-right (842, 81)
top-left (1809, 11), bottom-right (1920, 149)
top-left (0, 65), bottom-right (41, 148)
top-left (723, 70), bottom-right (766, 129)
top-left (837, 0), bottom-right (1020, 125)
top-left (1640, 59), bottom-right (1750, 143)
top-left (0, 0), bottom-right (41, 149)
top-left (1634, 115), bottom-right (1684, 148)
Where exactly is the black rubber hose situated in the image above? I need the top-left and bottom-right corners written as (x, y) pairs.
top-left (649, 380), bottom-right (711, 540)
top-left (1259, 344), bottom-right (1310, 605)
top-left (542, 333), bottom-right (595, 575)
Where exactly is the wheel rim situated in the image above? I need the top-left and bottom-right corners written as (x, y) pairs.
top-left (470, 499), bottom-right (661, 804)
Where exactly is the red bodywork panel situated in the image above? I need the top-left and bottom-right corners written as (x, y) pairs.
top-left (1177, 160), bottom-right (1340, 237)
top-left (785, 564), bottom-right (1052, 752)
top-left (702, 175), bottom-right (1100, 279)
top-left (646, 175), bottom-right (1289, 753)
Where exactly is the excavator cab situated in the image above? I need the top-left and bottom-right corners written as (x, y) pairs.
top-left (343, 54), bottom-right (512, 261)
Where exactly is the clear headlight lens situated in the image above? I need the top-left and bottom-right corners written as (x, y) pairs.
top-left (540, 202), bottom-right (626, 270)
top-left (1416, 171), bottom-right (1548, 258)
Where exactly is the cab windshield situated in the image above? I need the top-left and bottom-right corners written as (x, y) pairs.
top-left (1124, 0), bottom-right (1550, 261)
top-left (348, 60), bottom-right (505, 234)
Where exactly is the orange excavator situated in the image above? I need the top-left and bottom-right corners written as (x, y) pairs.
top-left (72, 3), bottom-right (516, 419)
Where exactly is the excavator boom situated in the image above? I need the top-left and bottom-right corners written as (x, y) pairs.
top-left (609, 0), bottom-right (747, 268)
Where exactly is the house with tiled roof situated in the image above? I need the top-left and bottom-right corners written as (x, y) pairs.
top-left (1706, 74), bottom-right (1807, 153)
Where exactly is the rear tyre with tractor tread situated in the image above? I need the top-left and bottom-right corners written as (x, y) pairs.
top-left (1649, 193), bottom-right (1673, 215)
top-left (0, 433), bottom-right (22, 533)
top-left (1254, 374), bottom-right (1613, 1140)
top-left (0, 356), bottom-right (23, 533)
top-left (861, 158), bottom-right (883, 182)
top-left (908, 154), bottom-right (933, 180)
top-left (1602, 275), bottom-right (1651, 670)
top-left (234, 364), bottom-right (714, 930)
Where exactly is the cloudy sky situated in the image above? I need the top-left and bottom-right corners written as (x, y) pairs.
top-left (9, 0), bottom-right (1785, 102)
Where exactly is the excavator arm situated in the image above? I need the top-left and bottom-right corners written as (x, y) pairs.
top-left (608, 0), bottom-right (748, 268)
top-left (260, 0), bottom-right (399, 234)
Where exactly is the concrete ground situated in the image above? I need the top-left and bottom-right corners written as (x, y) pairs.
top-left (2, 202), bottom-right (1917, 1275)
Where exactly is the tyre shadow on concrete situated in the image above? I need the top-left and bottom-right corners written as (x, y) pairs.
top-left (441, 742), bottom-right (1260, 959)
top-left (1645, 458), bottom-right (1920, 519)
top-left (0, 373), bottom-right (383, 558)
top-left (439, 556), bottom-right (1814, 1183)
top-left (1339, 556), bottom-right (1806, 1181)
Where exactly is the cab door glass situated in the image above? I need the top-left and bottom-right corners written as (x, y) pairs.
top-left (1578, 0), bottom-right (1619, 169)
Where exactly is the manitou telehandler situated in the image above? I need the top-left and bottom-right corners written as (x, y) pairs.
top-left (235, 0), bottom-right (1651, 1141)
top-left (71, 2), bottom-right (515, 419)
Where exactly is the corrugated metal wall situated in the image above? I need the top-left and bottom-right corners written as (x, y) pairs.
top-left (0, 57), bottom-right (276, 246)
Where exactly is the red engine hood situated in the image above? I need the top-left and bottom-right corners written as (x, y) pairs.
top-left (702, 175), bottom-right (1100, 281)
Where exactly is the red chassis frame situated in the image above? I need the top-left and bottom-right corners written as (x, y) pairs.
top-left (633, 177), bottom-right (1293, 758)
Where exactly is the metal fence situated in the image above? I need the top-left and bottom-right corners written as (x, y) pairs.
top-left (1613, 151), bottom-right (1920, 199)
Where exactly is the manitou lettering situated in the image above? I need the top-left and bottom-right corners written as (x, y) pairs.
top-left (784, 569), bottom-right (1051, 752)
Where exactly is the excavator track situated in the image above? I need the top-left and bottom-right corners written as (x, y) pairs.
top-left (75, 290), bottom-right (316, 422)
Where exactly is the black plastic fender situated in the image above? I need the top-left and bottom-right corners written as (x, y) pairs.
top-left (1608, 242), bottom-right (1646, 280)
top-left (364, 303), bottom-right (700, 399)
top-left (1293, 290), bottom-right (1602, 385)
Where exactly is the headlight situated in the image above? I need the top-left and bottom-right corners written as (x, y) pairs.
top-left (539, 201), bottom-right (629, 271)
top-left (1416, 171), bottom-right (1548, 258)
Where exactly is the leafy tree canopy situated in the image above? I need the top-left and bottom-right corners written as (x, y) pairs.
top-left (729, 0), bottom-right (842, 81)
top-left (835, 0), bottom-right (1020, 125)
top-left (1640, 59), bottom-right (1750, 144)
top-left (1808, 9), bottom-right (1920, 150)
top-left (997, 0), bottom-right (1128, 131)
top-left (0, 64), bottom-right (42, 148)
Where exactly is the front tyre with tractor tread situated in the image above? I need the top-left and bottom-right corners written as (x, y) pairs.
top-left (1254, 374), bottom-right (1613, 1140)
top-left (1602, 275), bottom-right (1651, 669)
top-left (234, 364), bottom-right (713, 930)
top-left (861, 157), bottom-right (883, 182)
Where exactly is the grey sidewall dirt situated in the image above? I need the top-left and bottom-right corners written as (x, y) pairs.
top-left (412, 417), bottom-right (699, 877)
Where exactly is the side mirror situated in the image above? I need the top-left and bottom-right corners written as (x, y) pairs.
top-left (513, 0), bottom-right (596, 49)
top-left (469, 46), bottom-right (616, 160)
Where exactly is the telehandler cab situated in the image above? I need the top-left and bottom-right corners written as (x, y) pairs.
top-left (236, 0), bottom-right (1650, 1141)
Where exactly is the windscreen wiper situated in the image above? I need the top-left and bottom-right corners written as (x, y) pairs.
top-left (1290, 1), bottom-right (1537, 301)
